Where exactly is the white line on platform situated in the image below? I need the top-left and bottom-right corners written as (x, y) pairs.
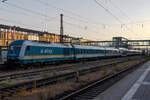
top-left (121, 66), bottom-right (150, 100)
top-left (142, 82), bottom-right (150, 85)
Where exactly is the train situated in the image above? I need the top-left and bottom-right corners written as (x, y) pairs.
top-left (7, 40), bottom-right (144, 66)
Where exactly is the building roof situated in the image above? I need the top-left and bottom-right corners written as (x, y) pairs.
top-left (0, 24), bottom-right (73, 38)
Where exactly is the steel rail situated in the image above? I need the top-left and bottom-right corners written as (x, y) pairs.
top-left (0, 56), bottom-right (136, 82)
top-left (59, 59), bottom-right (148, 100)
top-left (0, 56), bottom-right (146, 98)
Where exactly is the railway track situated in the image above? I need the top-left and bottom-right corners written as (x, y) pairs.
top-left (59, 59), bottom-right (148, 100)
top-left (0, 56), bottom-right (147, 98)
top-left (0, 56), bottom-right (137, 82)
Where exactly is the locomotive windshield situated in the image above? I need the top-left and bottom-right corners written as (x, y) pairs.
top-left (8, 45), bottom-right (22, 55)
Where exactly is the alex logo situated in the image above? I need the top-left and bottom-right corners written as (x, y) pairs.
top-left (41, 49), bottom-right (53, 54)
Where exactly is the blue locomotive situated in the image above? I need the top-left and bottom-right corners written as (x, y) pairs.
top-left (7, 40), bottom-right (143, 66)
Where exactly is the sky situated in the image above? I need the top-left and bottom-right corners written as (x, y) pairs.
top-left (1, 0), bottom-right (150, 41)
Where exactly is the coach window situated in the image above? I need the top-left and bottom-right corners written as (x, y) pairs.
top-left (26, 46), bottom-right (30, 51)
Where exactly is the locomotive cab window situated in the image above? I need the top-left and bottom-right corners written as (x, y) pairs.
top-left (26, 46), bottom-right (30, 50)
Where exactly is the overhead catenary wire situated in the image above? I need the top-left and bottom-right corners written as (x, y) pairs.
top-left (1, 0), bottom-right (144, 29)
top-left (1, 0), bottom-right (136, 39)
top-left (107, 0), bottom-right (133, 23)
top-left (0, 2), bottom-right (60, 26)
top-left (106, 0), bottom-right (150, 26)
top-left (33, 0), bottom-right (107, 26)
top-left (1, 0), bottom-right (119, 31)
top-left (0, 9), bottom-right (59, 31)
top-left (0, 17), bottom-right (43, 30)
top-left (0, 1), bottom-right (100, 36)
top-left (0, 2), bottom-right (59, 22)
top-left (0, 1), bottom-right (59, 22)
top-left (0, 17), bottom-right (61, 33)
top-left (94, 0), bottom-right (123, 24)
top-left (101, 0), bottom-right (150, 28)
top-left (0, 1), bottom-right (90, 29)
top-left (64, 15), bottom-right (105, 27)
top-left (0, 7), bottom-right (33, 17)
top-left (0, 0), bottom-right (63, 32)
top-left (33, 0), bottom-right (116, 35)
top-left (95, 0), bottom-right (136, 34)
top-left (34, 0), bottom-right (107, 34)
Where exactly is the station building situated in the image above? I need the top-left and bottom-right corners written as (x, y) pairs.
top-left (0, 24), bottom-right (88, 47)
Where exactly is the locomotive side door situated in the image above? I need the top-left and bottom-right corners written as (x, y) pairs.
top-left (64, 48), bottom-right (70, 56)
top-left (71, 44), bottom-right (76, 61)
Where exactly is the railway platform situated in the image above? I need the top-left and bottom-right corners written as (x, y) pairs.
top-left (93, 60), bottom-right (150, 100)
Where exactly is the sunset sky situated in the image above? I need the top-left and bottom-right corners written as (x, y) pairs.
top-left (0, 0), bottom-right (150, 40)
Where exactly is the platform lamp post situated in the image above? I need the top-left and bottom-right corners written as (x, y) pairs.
top-left (60, 14), bottom-right (64, 43)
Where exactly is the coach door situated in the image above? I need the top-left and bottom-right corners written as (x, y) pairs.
top-left (64, 48), bottom-right (70, 56)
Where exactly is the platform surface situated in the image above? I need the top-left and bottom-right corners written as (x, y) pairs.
top-left (93, 61), bottom-right (150, 100)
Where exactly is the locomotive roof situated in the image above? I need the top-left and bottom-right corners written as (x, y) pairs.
top-left (10, 40), bottom-right (120, 51)
top-left (9, 40), bottom-right (72, 48)
top-left (9, 40), bottom-right (26, 46)
top-left (24, 40), bottom-right (73, 48)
